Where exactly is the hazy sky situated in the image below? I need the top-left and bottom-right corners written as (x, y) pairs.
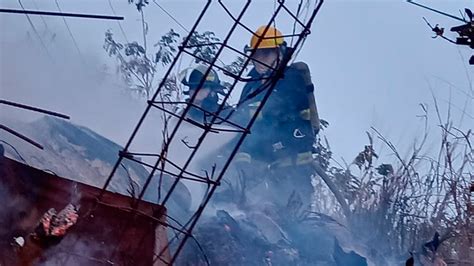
top-left (1, 0), bottom-right (472, 163)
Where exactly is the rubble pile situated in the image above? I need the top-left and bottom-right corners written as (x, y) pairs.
top-left (178, 202), bottom-right (370, 266)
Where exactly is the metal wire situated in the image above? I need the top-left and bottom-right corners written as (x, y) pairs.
top-left (16, 0), bottom-right (53, 61)
top-left (107, 0), bottom-right (129, 43)
top-left (152, 0), bottom-right (189, 33)
top-left (54, 0), bottom-right (86, 66)
top-left (30, 0), bottom-right (49, 31)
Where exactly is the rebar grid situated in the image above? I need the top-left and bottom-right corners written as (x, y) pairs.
top-left (98, 1), bottom-right (324, 264)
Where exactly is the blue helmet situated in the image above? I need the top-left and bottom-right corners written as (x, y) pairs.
top-left (181, 65), bottom-right (226, 96)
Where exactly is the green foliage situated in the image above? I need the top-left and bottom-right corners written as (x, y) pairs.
top-left (103, 0), bottom-right (242, 98)
top-left (188, 31), bottom-right (220, 64)
top-left (124, 42), bottom-right (146, 56)
top-left (154, 29), bottom-right (180, 66)
top-left (128, 0), bottom-right (149, 11)
top-left (104, 30), bottom-right (155, 97)
top-left (103, 30), bottom-right (123, 57)
top-left (376, 163), bottom-right (394, 176)
top-left (353, 145), bottom-right (378, 170)
top-left (104, 27), bottom-right (244, 99)
top-left (319, 119), bottom-right (329, 129)
top-left (223, 56), bottom-right (247, 75)
top-left (313, 119), bottom-right (472, 263)
top-left (313, 136), bottom-right (332, 171)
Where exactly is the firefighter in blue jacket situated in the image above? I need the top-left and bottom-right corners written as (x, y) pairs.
top-left (232, 25), bottom-right (320, 209)
top-left (181, 65), bottom-right (228, 122)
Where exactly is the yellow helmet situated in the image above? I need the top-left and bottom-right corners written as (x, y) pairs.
top-left (246, 25), bottom-right (284, 52)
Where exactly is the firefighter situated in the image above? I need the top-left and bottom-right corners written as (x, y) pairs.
top-left (181, 65), bottom-right (228, 122)
top-left (231, 25), bottom-right (320, 209)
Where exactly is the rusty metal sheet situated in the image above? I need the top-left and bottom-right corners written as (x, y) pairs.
top-left (0, 156), bottom-right (170, 265)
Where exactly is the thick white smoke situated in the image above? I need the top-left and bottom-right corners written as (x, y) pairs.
top-left (0, 15), bottom-right (237, 216)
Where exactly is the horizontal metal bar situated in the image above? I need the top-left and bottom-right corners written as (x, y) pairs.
top-left (150, 101), bottom-right (248, 132)
top-left (0, 99), bottom-right (70, 119)
top-left (181, 46), bottom-right (277, 74)
top-left (148, 102), bottom-right (216, 132)
top-left (0, 8), bottom-right (124, 20)
top-left (0, 124), bottom-right (43, 149)
top-left (123, 156), bottom-right (219, 185)
top-left (121, 151), bottom-right (211, 181)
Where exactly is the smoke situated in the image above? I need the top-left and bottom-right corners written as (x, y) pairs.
top-left (0, 179), bottom-right (13, 237)
top-left (0, 15), bottom-right (146, 145)
top-left (37, 234), bottom-right (114, 266)
top-left (0, 17), bottom-right (238, 222)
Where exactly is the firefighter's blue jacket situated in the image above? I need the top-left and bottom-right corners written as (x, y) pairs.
top-left (235, 64), bottom-right (314, 165)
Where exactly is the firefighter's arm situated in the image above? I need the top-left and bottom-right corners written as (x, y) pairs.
top-left (308, 92), bottom-right (320, 135)
top-left (291, 62), bottom-right (320, 134)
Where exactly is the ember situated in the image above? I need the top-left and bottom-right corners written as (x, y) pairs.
top-left (33, 203), bottom-right (79, 242)
top-left (0, 157), bottom-right (170, 265)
